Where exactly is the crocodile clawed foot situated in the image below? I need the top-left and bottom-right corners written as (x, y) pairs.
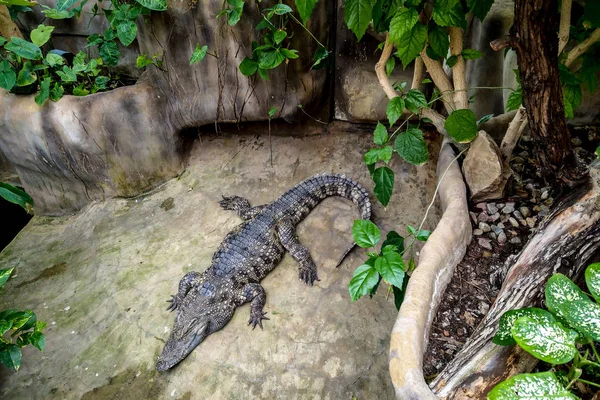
top-left (248, 311), bottom-right (269, 330)
top-left (219, 195), bottom-right (244, 211)
top-left (299, 268), bottom-right (319, 286)
top-left (165, 295), bottom-right (181, 312)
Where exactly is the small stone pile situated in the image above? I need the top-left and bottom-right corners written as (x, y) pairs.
top-left (470, 185), bottom-right (553, 252)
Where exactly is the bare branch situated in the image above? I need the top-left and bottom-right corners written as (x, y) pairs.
top-left (558, 0), bottom-right (572, 54)
top-left (500, 106), bottom-right (528, 161)
top-left (411, 57), bottom-right (425, 90)
top-left (420, 49), bottom-right (456, 113)
top-left (565, 28), bottom-right (600, 67)
top-left (375, 34), bottom-right (400, 100)
top-left (490, 36), bottom-right (517, 52)
top-left (449, 27), bottom-right (468, 110)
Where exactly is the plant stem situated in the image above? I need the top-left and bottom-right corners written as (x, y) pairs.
top-left (591, 341), bottom-right (600, 363)
top-left (288, 14), bottom-right (325, 48)
top-left (577, 378), bottom-right (600, 389)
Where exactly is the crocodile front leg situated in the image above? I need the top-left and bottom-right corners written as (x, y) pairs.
top-left (219, 196), bottom-right (265, 220)
top-left (166, 271), bottom-right (200, 312)
top-left (235, 283), bottom-right (269, 330)
top-left (277, 217), bottom-right (319, 285)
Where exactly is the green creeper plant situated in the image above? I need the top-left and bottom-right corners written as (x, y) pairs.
top-left (488, 263), bottom-right (600, 398)
top-left (0, 267), bottom-right (46, 372)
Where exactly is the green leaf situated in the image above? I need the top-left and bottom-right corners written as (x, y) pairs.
top-left (35, 77), bottom-right (51, 106)
top-left (488, 371), bottom-right (577, 400)
top-left (72, 85), bottom-right (89, 96)
top-left (433, 1), bottom-right (467, 29)
top-left (280, 48), bottom-right (299, 59)
top-left (29, 332), bottom-right (45, 351)
top-left (556, 299), bottom-right (600, 342)
top-left (511, 316), bottom-right (577, 364)
top-left (134, 0), bottom-right (166, 11)
top-left (375, 251), bottom-right (405, 288)
top-left (344, 0), bottom-right (375, 41)
top-left (56, 66), bottom-right (77, 83)
top-left (585, 263), bottom-right (600, 303)
top-left (445, 109), bottom-right (478, 143)
top-left (579, 53), bottom-right (600, 93)
top-left (268, 107), bottom-right (277, 117)
top-left (190, 44), bottom-right (208, 65)
top-left (559, 64), bottom-right (579, 85)
top-left (0, 268), bottom-right (13, 289)
top-left (45, 53), bottom-right (64, 67)
top-left (385, 56), bottom-right (395, 76)
top-left (584, 0), bottom-right (600, 29)
top-left (269, 4), bottom-right (292, 15)
top-left (389, 7), bottom-right (418, 45)
top-left (545, 273), bottom-right (589, 317)
top-left (0, 319), bottom-right (12, 336)
top-left (506, 87), bottom-right (522, 112)
top-left (16, 63), bottom-right (36, 87)
top-left (446, 55), bottom-right (458, 68)
top-left (239, 58), bottom-right (258, 76)
top-left (364, 147), bottom-right (393, 165)
top-left (493, 307), bottom-right (555, 346)
top-left (227, 8), bottom-right (242, 26)
top-left (295, 0), bottom-right (318, 24)
top-left (373, 166), bottom-right (394, 206)
top-left (0, 345), bottom-right (22, 371)
top-left (4, 37), bottom-right (42, 60)
top-left (373, 121), bottom-right (389, 145)
top-left (428, 25), bottom-right (449, 59)
top-left (41, 7), bottom-right (71, 19)
top-left (30, 24), bottom-right (54, 47)
top-left (258, 49), bottom-right (285, 70)
top-left (393, 277), bottom-right (409, 310)
top-left (95, 76), bottom-right (109, 89)
top-left (394, 127), bottom-right (428, 165)
top-left (461, 48), bottom-right (483, 60)
top-left (6, 310), bottom-right (34, 330)
top-left (273, 30), bottom-right (287, 45)
top-left (349, 264), bottom-right (380, 301)
top-left (404, 89), bottom-right (427, 113)
top-left (99, 40), bottom-right (120, 66)
top-left (50, 82), bottom-right (64, 101)
top-left (116, 20), bottom-right (137, 47)
top-left (257, 67), bottom-right (269, 80)
top-left (0, 0), bottom-right (36, 6)
top-left (386, 98), bottom-right (404, 127)
top-left (312, 46), bottom-right (329, 69)
top-left (55, 0), bottom-right (77, 11)
top-left (381, 231), bottom-right (404, 253)
top-left (467, 0), bottom-right (494, 20)
top-left (136, 54), bottom-right (153, 68)
top-left (396, 22), bottom-right (427, 67)
top-left (406, 225), bottom-right (430, 241)
top-left (352, 219), bottom-right (381, 248)
top-left (563, 84), bottom-right (582, 114)
top-left (0, 59), bottom-right (16, 91)
top-left (0, 37), bottom-right (6, 46)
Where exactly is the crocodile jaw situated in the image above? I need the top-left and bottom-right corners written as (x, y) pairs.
top-left (156, 323), bottom-right (208, 371)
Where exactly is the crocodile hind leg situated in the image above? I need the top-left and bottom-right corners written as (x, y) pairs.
top-left (277, 217), bottom-right (319, 285)
top-left (166, 271), bottom-right (200, 312)
top-left (235, 283), bottom-right (269, 330)
top-left (219, 196), bottom-right (265, 220)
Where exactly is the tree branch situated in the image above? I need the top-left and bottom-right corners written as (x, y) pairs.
top-left (490, 36), bottom-right (517, 52)
top-left (500, 106), bottom-right (528, 161)
top-left (558, 0), bottom-right (572, 54)
top-left (449, 27), bottom-right (468, 110)
top-left (412, 56), bottom-right (425, 90)
top-left (565, 28), bottom-right (600, 67)
top-left (375, 34), bottom-right (399, 100)
top-left (420, 49), bottom-right (456, 113)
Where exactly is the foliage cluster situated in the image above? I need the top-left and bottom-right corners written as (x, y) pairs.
top-left (488, 264), bottom-right (600, 398)
top-left (0, 267), bottom-right (45, 372)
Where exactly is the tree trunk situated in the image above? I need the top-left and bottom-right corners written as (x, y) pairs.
top-left (513, 0), bottom-right (582, 186)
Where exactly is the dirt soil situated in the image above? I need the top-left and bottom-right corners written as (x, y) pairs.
top-left (423, 125), bottom-right (600, 380)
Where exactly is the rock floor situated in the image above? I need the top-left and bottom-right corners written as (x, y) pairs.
top-left (0, 126), bottom-right (441, 399)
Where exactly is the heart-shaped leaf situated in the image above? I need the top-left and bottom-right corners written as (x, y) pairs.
top-left (488, 371), bottom-right (577, 400)
top-left (352, 220), bottom-right (381, 248)
top-left (585, 263), bottom-right (600, 303)
top-left (493, 307), bottom-right (555, 346)
top-left (511, 316), bottom-right (577, 364)
top-left (545, 273), bottom-right (589, 316)
top-left (557, 299), bottom-right (600, 342)
top-left (349, 264), bottom-right (380, 301)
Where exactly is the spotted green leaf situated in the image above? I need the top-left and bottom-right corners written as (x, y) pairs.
top-left (493, 307), bottom-right (555, 346)
top-left (45, 53), bottom-right (64, 67)
top-left (488, 371), bottom-right (578, 400)
top-left (352, 219), bottom-right (381, 248)
top-left (556, 299), bottom-right (600, 342)
top-left (511, 316), bottom-right (577, 364)
top-left (0, 267), bottom-right (13, 289)
top-left (349, 264), bottom-right (380, 301)
top-left (585, 263), bottom-right (600, 303)
top-left (190, 44), bottom-right (208, 65)
top-left (545, 273), bottom-right (589, 316)
top-left (135, 0), bottom-right (166, 11)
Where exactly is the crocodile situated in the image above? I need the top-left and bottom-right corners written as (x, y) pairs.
top-left (156, 173), bottom-right (371, 371)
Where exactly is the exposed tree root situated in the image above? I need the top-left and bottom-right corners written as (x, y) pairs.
top-left (389, 140), bottom-right (472, 399)
top-left (431, 162), bottom-right (600, 398)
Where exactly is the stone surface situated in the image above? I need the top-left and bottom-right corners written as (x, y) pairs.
top-left (462, 131), bottom-right (505, 202)
top-left (0, 129), bottom-right (441, 399)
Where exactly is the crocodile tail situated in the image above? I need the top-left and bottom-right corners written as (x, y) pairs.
top-left (293, 173), bottom-right (372, 268)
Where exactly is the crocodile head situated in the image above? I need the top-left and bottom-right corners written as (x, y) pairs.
top-left (156, 284), bottom-right (234, 371)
